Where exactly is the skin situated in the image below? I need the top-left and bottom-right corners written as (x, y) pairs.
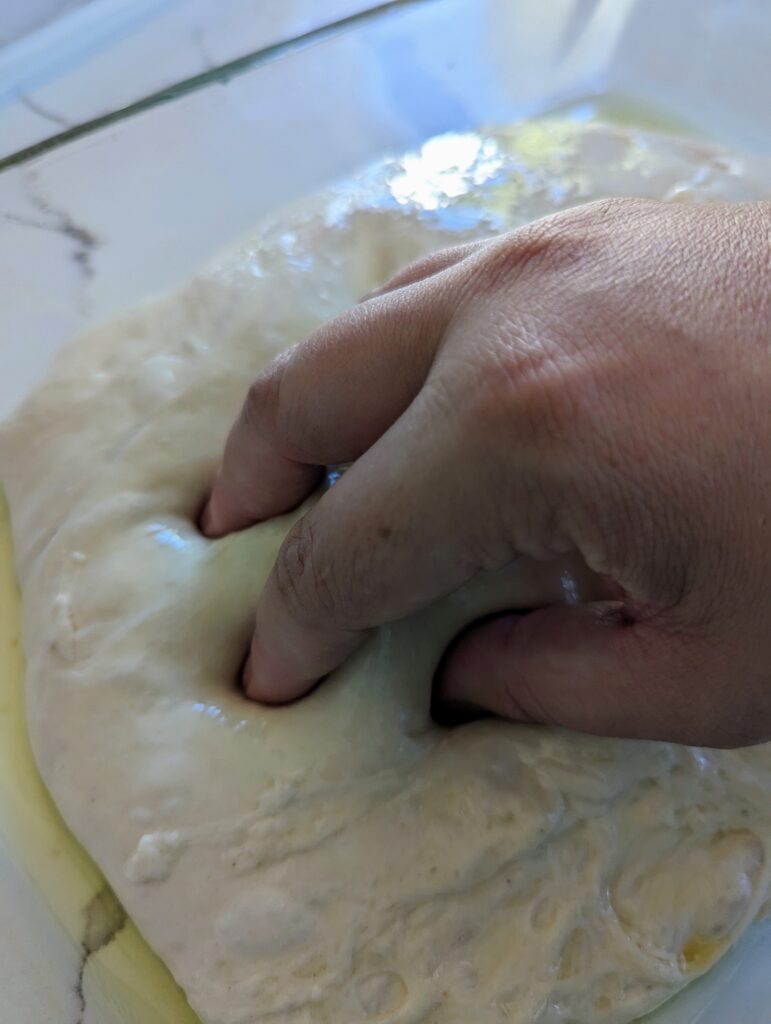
top-left (202, 198), bottom-right (771, 747)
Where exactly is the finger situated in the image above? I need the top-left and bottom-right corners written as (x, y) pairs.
top-left (434, 604), bottom-right (750, 746)
top-left (361, 239), bottom-right (489, 302)
top-left (243, 383), bottom-right (502, 703)
top-left (202, 275), bottom-right (458, 537)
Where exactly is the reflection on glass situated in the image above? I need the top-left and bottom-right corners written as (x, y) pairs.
top-left (389, 134), bottom-right (505, 210)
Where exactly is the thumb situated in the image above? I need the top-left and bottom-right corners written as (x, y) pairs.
top-left (434, 603), bottom-right (721, 745)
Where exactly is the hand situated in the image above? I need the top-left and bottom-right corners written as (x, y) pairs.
top-left (202, 198), bottom-right (771, 747)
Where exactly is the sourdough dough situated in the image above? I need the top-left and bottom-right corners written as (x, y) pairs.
top-left (2, 121), bottom-right (771, 1024)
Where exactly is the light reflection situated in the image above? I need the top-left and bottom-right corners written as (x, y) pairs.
top-left (388, 133), bottom-right (505, 211)
top-left (325, 465), bottom-right (347, 488)
top-left (278, 230), bottom-right (314, 271)
top-left (146, 523), bottom-right (189, 551)
top-left (565, 102), bottom-right (598, 124)
top-left (191, 701), bottom-right (227, 723)
top-left (560, 569), bottom-right (580, 605)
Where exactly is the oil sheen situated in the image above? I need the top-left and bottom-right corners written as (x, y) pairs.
top-left (0, 495), bottom-right (199, 1023)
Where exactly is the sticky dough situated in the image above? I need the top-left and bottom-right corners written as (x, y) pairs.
top-left (3, 121), bottom-right (771, 1024)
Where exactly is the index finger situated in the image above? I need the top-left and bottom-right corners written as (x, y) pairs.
top-left (242, 383), bottom-right (495, 702)
top-left (200, 246), bottom-right (480, 537)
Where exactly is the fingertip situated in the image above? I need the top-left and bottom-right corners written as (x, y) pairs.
top-left (198, 499), bottom-right (215, 537)
top-left (241, 639), bottom-right (316, 706)
top-left (241, 647), bottom-right (277, 703)
top-left (199, 484), bottom-right (226, 538)
top-left (436, 613), bottom-right (519, 707)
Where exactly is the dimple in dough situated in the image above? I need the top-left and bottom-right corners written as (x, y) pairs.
top-left (3, 121), bottom-right (771, 1024)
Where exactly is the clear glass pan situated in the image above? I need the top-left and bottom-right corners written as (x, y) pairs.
top-left (1, 1), bottom-right (769, 1020)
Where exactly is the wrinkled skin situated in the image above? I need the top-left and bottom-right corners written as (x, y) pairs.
top-left (202, 198), bottom-right (771, 747)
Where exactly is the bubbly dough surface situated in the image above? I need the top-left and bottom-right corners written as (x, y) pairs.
top-left (2, 121), bottom-right (771, 1024)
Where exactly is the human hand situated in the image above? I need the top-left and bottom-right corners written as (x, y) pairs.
top-left (202, 198), bottom-right (771, 746)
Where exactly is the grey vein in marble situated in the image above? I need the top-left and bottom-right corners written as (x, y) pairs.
top-left (25, 173), bottom-right (100, 280)
top-left (74, 884), bottom-right (127, 1024)
top-left (190, 26), bottom-right (216, 74)
top-left (20, 95), bottom-right (73, 129)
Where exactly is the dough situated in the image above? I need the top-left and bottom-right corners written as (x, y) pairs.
top-left (2, 121), bottom-right (771, 1024)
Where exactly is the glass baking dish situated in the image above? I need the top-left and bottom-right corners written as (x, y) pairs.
top-left (1, 0), bottom-right (769, 1020)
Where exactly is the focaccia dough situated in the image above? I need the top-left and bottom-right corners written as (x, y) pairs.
top-left (3, 121), bottom-right (771, 1024)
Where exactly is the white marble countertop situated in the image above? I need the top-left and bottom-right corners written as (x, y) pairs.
top-left (0, 0), bottom-right (92, 47)
top-left (0, 849), bottom-right (84, 1022)
top-left (0, 0), bottom-right (392, 159)
top-left (1, 0), bottom-right (771, 1020)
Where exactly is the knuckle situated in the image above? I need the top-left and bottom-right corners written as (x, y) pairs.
top-left (568, 195), bottom-right (656, 226)
top-left (244, 353), bottom-right (314, 462)
top-left (379, 251), bottom-right (443, 290)
top-left (472, 212), bottom-right (580, 285)
top-left (243, 358), bottom-right (286, 438)
top-left (472, 224), bottom-right (570, 290)
top-left (556, 197), bottom-right (662, 247)
top-left (274, 516), bottom-right (352, 630)
top-left (475, 196), bottom-right (658, 292)
top-left (274, 517), bottom-right (324, 625)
